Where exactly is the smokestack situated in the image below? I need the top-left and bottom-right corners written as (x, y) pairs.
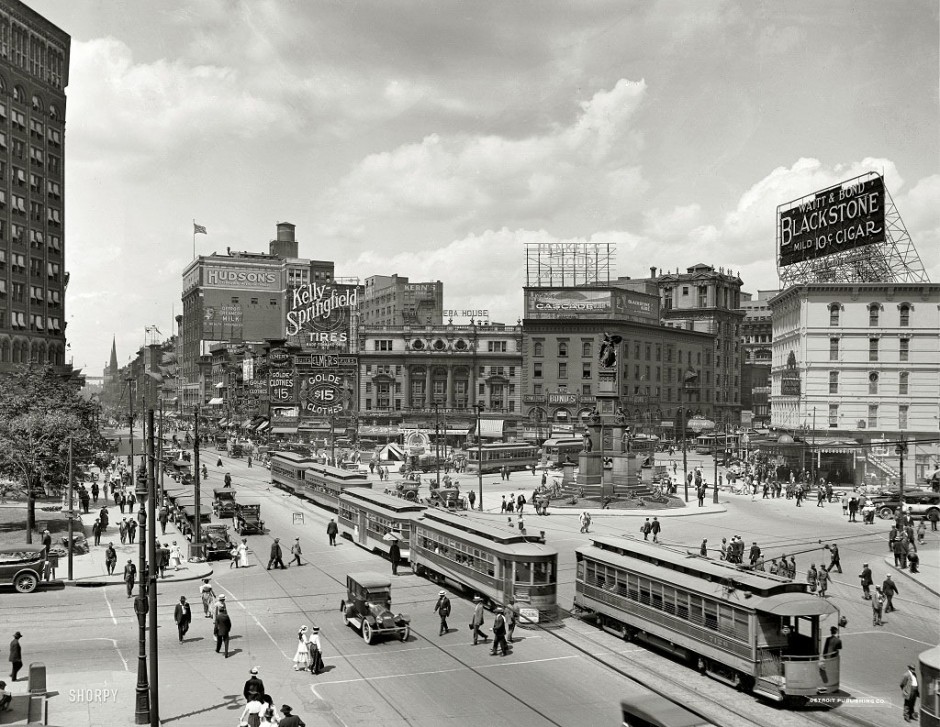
top-left (650, 266), bottom-right (657, 278)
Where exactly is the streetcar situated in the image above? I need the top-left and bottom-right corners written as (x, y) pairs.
top-left (621, 690), bottom-right (715, 727)
top-left (338, 487), bottom-right (426, 560)
top-left (298, 462), bottom-right (372, 511)
top-left (921, 645), bottom-right (940, 727)
top-left (574, 536), bottom-right (841, 703)
top-left (269, 451), bottom-right (317, 494)
top-left (410, 508), bottom-right (558, 622)
top-left (542, 437), bottom-right (584, 467)
top-left (465, 442), bottom-right (539, 473)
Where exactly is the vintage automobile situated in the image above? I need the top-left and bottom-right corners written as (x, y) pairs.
top-left (426, 487), bottom-right (466, 510)
top-left (390, 480), bottom-right (420, 501)
top-left (234, 503), bottom-right (264, 535)
top-left (0, 545), bottom-right (49, 593)
top-left (340, 572), bottom-right (411, 644)
top-left (871, 490), bottom-right (940, 520)
top-left (212, 488), bottom-right (238, 519)
top-left (192, 523), bottom-right (236, 560)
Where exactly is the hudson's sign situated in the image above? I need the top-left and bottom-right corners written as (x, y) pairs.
top-left (202, 265), bottom-right (280, 291)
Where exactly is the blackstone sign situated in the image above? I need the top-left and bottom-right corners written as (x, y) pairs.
top-left (778, 175), bottom-right (885, 266)
top-left (286, 282), bottom-right (357, 347)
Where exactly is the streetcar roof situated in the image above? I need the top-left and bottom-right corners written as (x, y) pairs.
top-left (417, 509), bottom-right (557, 557)
top-left (920, 646), bottom-right (940, 670)
top-left (542, 438), bottom-right (583, 446)
top-left (580, 536), bottom-right (805, 599)
top-left (759, 592), bottom-right (838, 616)
top-left (340, 487), bottom-right (426, 513)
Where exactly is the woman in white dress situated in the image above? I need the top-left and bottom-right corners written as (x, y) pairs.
top-left (199, 579), bottom-right (215, 618)
top-left (238, 539), bottom-right (250, 568)
top-left (292, 626), bottom-right (310, 671)
top-left (238, 697), bottom-right (265, 727)
top-left (169, 541), bottom-right (184, 570)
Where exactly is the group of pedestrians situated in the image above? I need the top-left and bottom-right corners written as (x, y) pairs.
top-left (240, 667), bottom-right (307, 726)
top-left (290, 625), bottom-right (325, 675)
top-left (468, 595), bottom-right (515, 656)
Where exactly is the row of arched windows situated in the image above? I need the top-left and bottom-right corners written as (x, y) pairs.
top-left (0, 74), bottom-right (62, 120)
top-left (0, 336), bottom-right (64, 365)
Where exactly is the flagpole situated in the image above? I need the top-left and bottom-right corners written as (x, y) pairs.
top-left (192, 218), bottom-right (196, 259)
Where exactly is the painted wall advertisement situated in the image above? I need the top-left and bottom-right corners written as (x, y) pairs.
top-left (203, 304), bottom-right (243, 340)
top-left (286, 282), bottom-right (358, 351)
top-left (298, 371), bottom-right (356, 417)
top-left (269, 367), bottom-right (295, 404)
top-left (526, 288), bottom-right (612, 318)
top-left (778, 175), bottom-right (885, 266)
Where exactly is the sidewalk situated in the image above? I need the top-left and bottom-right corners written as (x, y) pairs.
top-left (882, 538), bottom-right (940, 597)
top-left (64, 506), bottom-right (213, 587)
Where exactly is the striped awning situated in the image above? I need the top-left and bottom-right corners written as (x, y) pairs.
top-left (479, 419), bottom-right (504, 438)
top-left (271, 426), bottom-right (297, 434)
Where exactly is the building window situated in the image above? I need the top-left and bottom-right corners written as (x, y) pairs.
top-left (899, 338), bottom-right (909, 362)
top-left (868, 303), bottom-right (880, 327)
top-left (828, 303), bottom-right (840, 326)
top-left (899, 371), bottom-right (909, 395)
top-left (868, 372), bottom-right (879, 395)
top-left (829, 371), bottom-right (838, 394)
top-left (899, 304), bottom-right (910, 327)
top-left (533, 341), bottom-right (543, 357)
top-left (558, 342), bottom-right (568, 357)
top-left (828, 404), bottom-right (838, 428)
top-left (867, 405), bottom-right (878, 428)
top-left (533, 384), bottom-right (542, 395)
top-left (533, 363), bottom-right (542, 379)
top-left (558, 362), bottom-right (567, 379)
top-left (581, 384), bottom-right (591, 395)
top-left (581, 341), bottom-right (592, 358)
top-left (488, 341), bottom-right (507, 352)
top-left (582, 363), bottom-right (591, 379)
top-left (869, 338), bottom-right (879, 362)
top-left (231, 297), bottom-right (239, 304)
top-left (374, 339), bottom-right (392, 351)
top-left (899, 405), bottom-right (908, 430)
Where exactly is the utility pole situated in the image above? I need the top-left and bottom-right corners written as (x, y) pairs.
top-left (133, 403), bottom-right (150, 725)
top-left (193, 405), bottom-right (202, 558)
top-left (146, 408), bottom-right (159, 726)
top-left (434, 402), bottom-right (441, 488)
top-left (157, 402), bottom-right (164, 503)
top-left (67, 437), bottom-right (73, 580)
top-left (476, 402), bottom-right (485, 510)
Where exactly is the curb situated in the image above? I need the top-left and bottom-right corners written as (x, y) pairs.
top-left (882, 555), bottom-right (939, 598)
top-left (64, 566), bottom-right (215, 588)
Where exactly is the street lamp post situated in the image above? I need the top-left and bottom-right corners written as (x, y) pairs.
top-left (680, 368), bottom-right (698, 502)
top-left (433, 402), bottom-right (441, 488)
top-left (145, 408), bottom-right (159, 726)
top-left (475, 402), bottom-right (485, 510)
top-left (712, 422), bottom-right (720, 505)
top-left (896, 439), bottom-right (908, 505)
top-left (133, 406), bottom-right (150, 725)
top-left (67, 437), bottom-right (73, 580)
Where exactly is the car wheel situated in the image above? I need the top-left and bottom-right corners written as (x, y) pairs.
top-left (14, 572), bottom-right (39, 594)
top-left (400, 626), bottom-right (410, 641)
top-left (878, 506), bottom-right (895, 520)
top-left (362, 622), bottom-right (373, 644)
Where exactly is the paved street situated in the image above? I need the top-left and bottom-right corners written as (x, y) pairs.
top-left (4, 450), bottom-right (936, 726)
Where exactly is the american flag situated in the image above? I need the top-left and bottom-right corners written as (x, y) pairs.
top-left (193, 222), bottom-right (207, 235)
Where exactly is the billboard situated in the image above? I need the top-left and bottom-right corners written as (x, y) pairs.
top-left (526, 288), bottom-right (612, 318)
top-left (286, 282), bottom-right (358, 351)
top-left (612, 290), bottom-right (658, 323)
top-left (203, 265), bottom-right (280, 291)
top-left (269, 366), bottom-right (295, 404)
top-left (778, 175), bottom-right (885, 266)
top-left (203, 304), bottom-right (243, 340)
top-left (298, 371), bottom-right (355, 417)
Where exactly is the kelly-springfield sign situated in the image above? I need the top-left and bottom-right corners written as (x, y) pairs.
top-left (286, 282), bottom-right (357, 348)
top-left (778, 175), bottom-right (885, 266)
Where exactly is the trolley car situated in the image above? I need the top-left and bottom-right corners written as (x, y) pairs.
top-left (410, 508), bottom-right (558, 621)
top-left (465, 442), bottom-right (539, 474)
top-left (921, 646), bottom-right (940, 727)
top-left (270, 451), bottom-right (317, 494)
top-left (542, 437), bottom-right (584, 467)
top-left (338, 487), bottom-right (426, 560)
top-left (574, 536), bottom-right (841, 703)
top-left (298, 463), bottom-right (372, 511)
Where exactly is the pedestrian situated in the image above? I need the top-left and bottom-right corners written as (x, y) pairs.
top-left (267, 538), bottom-right (285, 570)
top-left (823, 626), bottom-right (842, 656)
top-left (158, 508), bottom-right (168, 535)
top-left (848, 497), bottom-right (858, 522)
top-left (169, 541), bottom-right (184, 571)
top-left (247, 455), bottom-right (253, 468)
top-left (506, 495), bottom-right (514, 514)
top-left (224, 472), bottom-right (232, 488)
top-left (238, 538), bottom-right (250, 567)
top-left (128, 518), bottom-right (137, 544)
top-left (434, 590), bottom-right (451, 635)
top-left (749, 542), bottom-right (761, 566)
top-left (277, 704), bottom-right (305, 727)
top-left (840, 493), bottom-right (848, 516)
top-left (307, 626), bottom-right (324, 675)
top-left (92, 518), bottom-right (102, 546)
top-left (389, 538), bottom-right (401, 576)
top-left (824, 543), bottom-right (842, 573)
top-left (467, 489), bottom-right (476, 510)
top-left (719, 538), bottom-right (728, 561)
top-left (158, 543), bottom-right (169, 578)
top-left (700, 539), bottom-right (708, 557)
top-left (174, 596), bottom-right (192, 642)
top-left (817, 566), bottom-right (829, 598)
top-left (105, 543), bottom-right (117, 575)
top-left (900, 664), bottom-right (920, 722)
top-left (290, 538), bottom-right (303, 567)
top-left (641, 518), bottom-right (651, 540)
top-left (211, 594), bottom-right (227, 623)
top-left (917, 518), bottom-right (927, 545)
top-left (859, 563), bottom-right (873, 600)
top-left (243, 667), bottom-right (265, 701)
top-left (91, 482), bottom-right (100, 504)
top-left (200, 579), bottom-right (216, 618)
top-left (500, 495), bottom-right (507, 513)
top-left (696, 483), bottom-right (705, 507)
top-left (126, 490), bottom-right (135, 513)
top-left (123, 559), bottom-right (137, 598)
top-left (506, 598), bottom-right (518, 642)
top-left (99, 506), bottom-right (109, 530)
top-left (930, 508), bottom-right (939, 532)
top-left (40, 529), bottom-right (51, 558)
top-left (292, 626), bottom-right (310, 671)
top-left (216, 456), bottom-right (223, 468)
top-left (908, 547), bottom-right (920, 574)
top-left (0, 680), bottom-right (11, 711)
top-left (650, 517), bottom-right (661, 543)
top-left (116, 489), bottom-right (125, 514)
top-left (239, 697), bottom-right (266, 727)
top-left (516, 493), bottom-right (526, 515)
top-left (119, 518), bottom-right (128, 545)
top-left (490, 607), bottom-right (509, 656)
top-left (579, 511), bottom-right (591, 534)
top-left (327, 519), bottom-right (338, 546)
top-left (214, 606), bottom-right (232, 657)
top-left (470, 596), bottom-right (488, 645)
top-left (8, 632), bottom-right (22, 683)
top-left (882, 575), bottom-right (899, 612)
top-left (807, 564), bottom-right (818, 593)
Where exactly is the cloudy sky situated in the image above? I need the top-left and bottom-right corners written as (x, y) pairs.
top-left (29, 0), bottom-right (939, 373)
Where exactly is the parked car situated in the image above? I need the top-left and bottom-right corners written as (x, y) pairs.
top-left (212, 488), bottom-right (238, 519)
top-left (0, 545), bottom-right (48, 593)
top-left (234, 503), bottom-right (264, 535)
top-left (194, 523), bottom-right (235, 560)
top-left (340, 572), bottom-right (411, 644)
top-left (871, 490), bottom-right (940, 520)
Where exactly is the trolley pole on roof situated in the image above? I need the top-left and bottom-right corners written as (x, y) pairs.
top-left (475, 402), bottom-right (485, 510)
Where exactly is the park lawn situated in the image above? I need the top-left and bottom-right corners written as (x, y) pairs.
top-left (0, 502), bottom-right (77, 547)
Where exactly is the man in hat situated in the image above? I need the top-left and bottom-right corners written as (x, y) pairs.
top-left (212, 594), bottom-right (226, 623)
top-left (279, 704), bottom-right (305, 727)
top-left (900, 664), bottom-right (919, 722)
top-left (882, 574), bottom-right (899, 612)
top-left (434, 590), bottom-right (451, 635)
top-left (174, 596), bottom-right (192, 642)
top-left (224, 472), bottom-right (232, 488)
top-left (214, 606), bottom-right (232, 657)
top-left (859, 563), bottom-right (873, 600)
top-left (123, 559), bottom-right (137, 598)
top-left (243, 667), bottom-right (264, 702)
top-left (470, 596), bottom-right (487, 645)
top-left (490, 607), bottom-right (509, 656)
top-left (388, 538), bottom-right (401, 576)
top-left (289, 538), bottom-right (303, 567)
top-left (268, 538), bottom-right (285, 570)
top-left (8, 632), bottom-right (22, 682)
top-left (823, 626), bottom-right (842, 656)
top-left (326, 519), bottom-right (338, 547)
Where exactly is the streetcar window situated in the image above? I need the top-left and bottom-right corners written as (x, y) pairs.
top-left (628, 573), bottom-right (639, 601)
top-left (651, 582), bottom-right (663, 610)
top-left (661, 585), bottom-right (676, 615)
top-left (533, 561), bottom-right (549, 584)
top-left (675, 593), bottom-right (689, 620)
top-left (515, 561), bottom-right (533, 584)
top-left (689, 595), bottom-right (702, 625)
top-left (704, 602), bottom-right (718, 631)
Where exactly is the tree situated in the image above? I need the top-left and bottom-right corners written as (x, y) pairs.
top-left (0, 365), bottom-right (108, 542)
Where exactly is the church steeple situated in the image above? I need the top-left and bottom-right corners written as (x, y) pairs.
top-left (109, 336), bottom-right (118, 374)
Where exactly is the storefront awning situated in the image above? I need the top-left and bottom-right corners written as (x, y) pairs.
top-left (271, 426), bottom-right (297, 434)
top-left (446, 428), bottom-right (470, 436)
top-left (256, 421), bottom-right (270, 432)
top-left (479, 419), bottom-right (504, 438)
top-left (207, 398), bottom-right (224, 406)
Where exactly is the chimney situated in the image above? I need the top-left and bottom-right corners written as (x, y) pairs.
top-left (650, 266), bottom-right (657, 278)
top-left (269, 222), bottom-right (298, 258)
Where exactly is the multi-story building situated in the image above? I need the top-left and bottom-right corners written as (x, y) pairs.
top-left (357, 322), bottom-right (524, 438)
top-left (521, 285), bottom-right (716, 441)
top-left (0, 1), bottom-right (69, 371)
top-left (739, 289), bottom-right (777, 427)
top-left (769, 282), bottom-right (940, 484)
top-left (360, 274), bottom-right (443, 327)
